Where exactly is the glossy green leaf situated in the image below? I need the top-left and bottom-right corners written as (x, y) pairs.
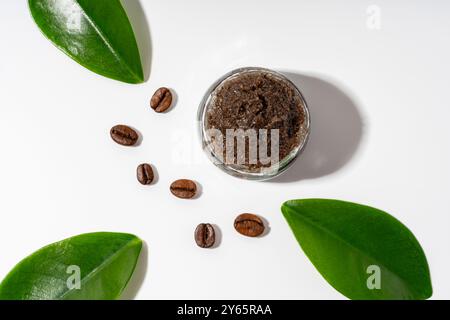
top-left (282, 199), bottom-right (432, 300)
top-left (29, 0), bottom-right (144, 84)
top-left (0, 232), bottom-right (142, 300)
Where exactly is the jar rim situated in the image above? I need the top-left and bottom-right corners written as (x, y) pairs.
top-left (197, 67), bottom-right (311, 181)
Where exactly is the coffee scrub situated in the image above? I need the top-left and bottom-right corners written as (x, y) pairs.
top-left (198, 67), bottom-right (310, 180)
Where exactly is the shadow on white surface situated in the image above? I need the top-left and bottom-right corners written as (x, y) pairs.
top-left (271, 72), bottom-right (364, 183)
top-left (211, 224), bottom-right (222, 249)
top-left (192, 180), bottom-right (203, 199)
top-left (149, 164), bottom-right (159, 185)
top-left (131, 125), bottom-right (144, 147)
top-left (259, 215), bottom-right (271, 238)
top-left (166, 88), bottom-right (178, 113)
top-left (121, 0), bottom-right (152, 81)
top-left (120, 241), bottom-right (148, 300)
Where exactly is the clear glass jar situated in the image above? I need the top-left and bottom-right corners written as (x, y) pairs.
top-left (197, 67), bottom-right (310, 181)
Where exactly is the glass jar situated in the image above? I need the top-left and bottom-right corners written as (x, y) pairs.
top-left (197, 67), bottom-right (310, 181)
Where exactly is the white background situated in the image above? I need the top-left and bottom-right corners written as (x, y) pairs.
top-left (0, 0), bottom-right (449, 299)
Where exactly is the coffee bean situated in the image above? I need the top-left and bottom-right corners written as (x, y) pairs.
top-left (150, 87), bottom-right (173, 113)
top-left (110, 125), bottom-right (139, 146)
top-left (234, 213), bottom-right (265, 237)
top-left (137, 163), bottom-right (154, 185)
top-left (170, 179), bottom-right (197, 199)
top-left (195, 223), bottom-right (215, 248)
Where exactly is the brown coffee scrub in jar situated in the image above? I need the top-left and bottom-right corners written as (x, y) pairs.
top-left (201, 68), bottom-right (310, 180)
